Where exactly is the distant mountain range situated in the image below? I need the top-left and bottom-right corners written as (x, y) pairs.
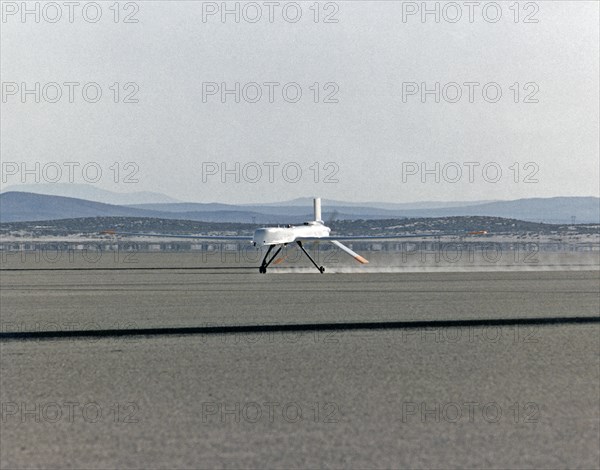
top-left (1, 191), bottom-right (598, 224)
top-left (1, 184), bottom-right (494, 210)
top-left (0, 184), bottom-right (180, 205)
top-left (249, 197), bottom-right (500, 210)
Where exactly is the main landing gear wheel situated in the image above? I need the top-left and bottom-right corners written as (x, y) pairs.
top-left (258, 244), bottom-right (285, 274)
top-left (296, 240), bottom-right (327, 274)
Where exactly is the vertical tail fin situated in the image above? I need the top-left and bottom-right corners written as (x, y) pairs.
top-left (313, 197), bottom-right (322, 222)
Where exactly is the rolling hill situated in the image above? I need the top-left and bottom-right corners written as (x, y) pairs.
top-left (0, 192), bottom-right (598, 224)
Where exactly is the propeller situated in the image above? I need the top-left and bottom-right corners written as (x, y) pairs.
top-left (323, 210), bottom-right (368, 264)
top-left (330, 240), bottom-right (369, 264)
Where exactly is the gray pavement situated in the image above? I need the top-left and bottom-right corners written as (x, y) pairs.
top-left (1, 260), bottom-right (598, 468)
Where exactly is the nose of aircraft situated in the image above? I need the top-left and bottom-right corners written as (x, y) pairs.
top-left (253, 228), bottom-right (271, 245)
top-left (253, 227), bottom-right (290, 245)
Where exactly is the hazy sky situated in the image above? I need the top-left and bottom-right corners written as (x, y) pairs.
top-left (1, 0), bottom-right (598, 204)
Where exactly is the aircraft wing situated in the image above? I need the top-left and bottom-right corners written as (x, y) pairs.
top-left (298, 231), bottom-right (488, 241)
top-left (101, 230), bottom-right (253, 240)
top-left (296, 231), bottom-right (488, 265)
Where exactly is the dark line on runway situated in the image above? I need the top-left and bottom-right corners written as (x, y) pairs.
top-left (10, 267), bottom-right (284, 272)
top-left (2, 266), bottom-right (598, 272)
top-left (2, 287), bottom-right (598, 295)
top-left (1, 316), bottom-right (598, 341)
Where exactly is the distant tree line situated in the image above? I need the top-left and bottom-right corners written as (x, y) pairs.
top-left (1, 216), bottom-right (598, 237)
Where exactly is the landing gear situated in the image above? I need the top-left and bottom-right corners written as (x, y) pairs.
top-left (297, 241), bottom-right (326, 274)
top-left (258, 244), bottom-right (284, 273)
top-left (258, 242), bottom-right (326, 274)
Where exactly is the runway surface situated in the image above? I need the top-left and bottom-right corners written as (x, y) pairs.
top-left (1, 260), bottom-right (599, 468)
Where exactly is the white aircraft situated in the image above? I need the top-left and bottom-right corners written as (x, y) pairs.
top-left (103, 198), bottom-right (487, 273)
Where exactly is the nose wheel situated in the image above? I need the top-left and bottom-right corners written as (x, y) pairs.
top-left (258, 244), bottom-right (283, 273)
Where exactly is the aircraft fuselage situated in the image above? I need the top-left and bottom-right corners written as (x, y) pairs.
top-left (252, 222), bottom-right (330, 246)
